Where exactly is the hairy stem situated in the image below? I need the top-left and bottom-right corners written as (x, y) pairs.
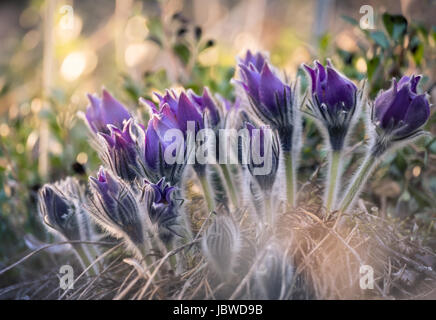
top-left (264, 193), bottom-right (272, 227)
top-left (284, 152), bottom-right (296, 207)
top-left (339, 155), bottom-right (378, 213)
top-left (325, 150), bottom-right (342, 214)
top-left (219, 164), bottom-right (238, 207)
top-left (197, 172), bottom-right (215, 212)
top-left (73, 244), bottom-right (97, 276)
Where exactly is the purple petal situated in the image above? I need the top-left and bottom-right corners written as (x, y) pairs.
top-left (381, 85), bottom-right (413, 128)
top-left (101, 89), bottom-right (131, 129)
top-left (397, 94), bottom-right (430, 135)
top-left (176, 92), bottom-right (202, 132)
top-left (145, 119), bottom-right (159, 169)
top-left (259, 64), bottom-right (287, 113)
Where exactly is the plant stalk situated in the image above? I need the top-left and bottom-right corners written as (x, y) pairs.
top-left (339, 155), bottom-right (378, 213)
top-left (284, 152), bottom-right (296, 207)
top-left (219, 164), bottom-right (238, 207)
top-left (325, 150), bottom-right (342, 214)
top-left (198, 172), bottom-right (215, 212)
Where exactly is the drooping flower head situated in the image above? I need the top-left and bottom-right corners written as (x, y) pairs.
top-left (374, 75), bottom-right (430, 139)
top-left (98, 118), bottom-right (144, 182)
top-left (240, 49), bottom-right (267, 73)
top-left (85, 89), bottom-right (131, 134)
top-left (303, 60), bottom-right (362, 150)
top-left (304, 60), bottom-right (357, 112)
top-left (143, 177), bottom-right (179, 243)
top-left (38, 177), bottom-right (88, 241)
top-left (140, 90), bottom-right (204, 184)
top-left (236, 50), bottom-right (300, 152)
top-left (88, 167), bottom-right (144, 245)
top-left (189, 87), bottom-right (222, 128)
top-left (244, 122), bottom-right (280, 192)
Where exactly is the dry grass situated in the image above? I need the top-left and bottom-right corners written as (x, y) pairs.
top-left (1, 179), bottom-right (435, 300)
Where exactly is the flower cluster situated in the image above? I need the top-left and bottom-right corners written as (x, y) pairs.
top-left (37, 49), bottom-right (431, 288)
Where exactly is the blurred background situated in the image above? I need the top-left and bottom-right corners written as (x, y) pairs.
top-left (0, 0), bottom-right (435, 286)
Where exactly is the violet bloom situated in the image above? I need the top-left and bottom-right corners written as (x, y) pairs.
top-left (245, 122), bottom-right (280, 192)
top-left (241, 49), bottom-right (267, 73)
top-left (85, 89), bottom-right (131, 135)
top-left (338, 76), bottom-right (431, 212)
top-left (38, 177), bottom-right (86, 241)
top-left (189, 88), bottom-right (222, 128)
top-left (140, 91), bottom-right (202, 184)
top-left (237, 51), bottom-right (300, 154)
top-left (373, 75), bottom-right (430, 142)
top-left (99, 119), bottom-right (142, 181)
top-left (303, 60), bottom-right (360, 151)
top-left (143, 178), bottom-right (179, 243)
top-left (88, 167), bottom-right (144, 245)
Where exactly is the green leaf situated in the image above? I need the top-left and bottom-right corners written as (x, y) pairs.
top-left (367, 56), bottom-right (380, 80)
top-left (369, 31), bottom-right (389, 49)
top-left (341, 15), bottom-right (359, 26)
top-left (173, 43), bottom-right (191, 65)
top-left (382, 13), bottom-right (407, 41)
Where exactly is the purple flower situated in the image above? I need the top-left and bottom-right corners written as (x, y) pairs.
top-left (147, 177), bottom-right (176, 205)
top-left (89, 167), bottom-right (144, 245)
top-left (38, 178), bottom-right (84, 240)
top-left (304, 60), bottom-right (357, 111)
top-left (237, 51), bottom-right (299, 152)
top-left (240, 49), bottom-right (267, 73)
top-left (143, 178), bottom-right (179, 243)
top-left (189, 88), bottom-right (221, 127)
top-left (149, 91), bottom-right (203, 136)
top-left (140, 92), bottom-right (194, 184)
top-left (303, 60), bottom-right (360, 151)
top-left (99, 119), bottom-right (141, 181)
top-left (239, 61), bottom-right (291, 121)
top-left (374, 75), bottom-right (430, 138)
top-left (245, 122), bottom-right (280, 191)
top-left (85, 89), bottom-right (131, 134)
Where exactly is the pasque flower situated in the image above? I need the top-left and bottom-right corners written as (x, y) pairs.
top-left (140, 90), bottom-right (202, 185)
top-left (237, 50), bottom-right (302, 207)
top-left (88, 167), bottom-right (145, 246)
top-left (372, 75), bottom-right (430, 148)
top-left (98, 119), bottom-right (144, 181)
top-left (339, 75), bottom-right (431, 213)
top-left (303, 60), bottom-right (364, 213)
top-left (38, 177), bottom-right (86, 241)
top-left (189, 87), bottom-right (222, 128)
top-left (303, 60), bottom-right (360, 151)
top-left (245, 122), bottom-right (280, 193)
top-left (85, 89), bottom-right (131, 134)
top-left (143, 178), bottom-right (179, 243)
top-left (39, 178), bottom-right (99, 274)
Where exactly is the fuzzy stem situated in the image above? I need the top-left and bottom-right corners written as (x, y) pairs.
top-left (73, 244), bottom-right (97, 276)
top-left (264, 193), bottom-right (272, 227)
top-left (339, 155), bottom-right (378, 213)
top-left (325, 150), bottom-right (342, 214)
top-left (219, 164), bottom-right (238, 207)
top-left (166, 242), bottom-right (177, 271)
top-left (284, 152), bottom-right (296, 207)
top-left (197, 172), bottom-right (215, 212)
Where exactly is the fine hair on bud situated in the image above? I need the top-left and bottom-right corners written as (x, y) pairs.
top-left (87, 167), bottom-right (146, 256)
top-left (202, 214), bottom-right (241, 280)
top-left (248, 244), bottom-right (294, 300)
top-left (38, 177), bottom-right (93, 242)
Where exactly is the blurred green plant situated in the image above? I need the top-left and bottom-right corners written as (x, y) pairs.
top-left (333, 12), bottom-right (436, 224)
